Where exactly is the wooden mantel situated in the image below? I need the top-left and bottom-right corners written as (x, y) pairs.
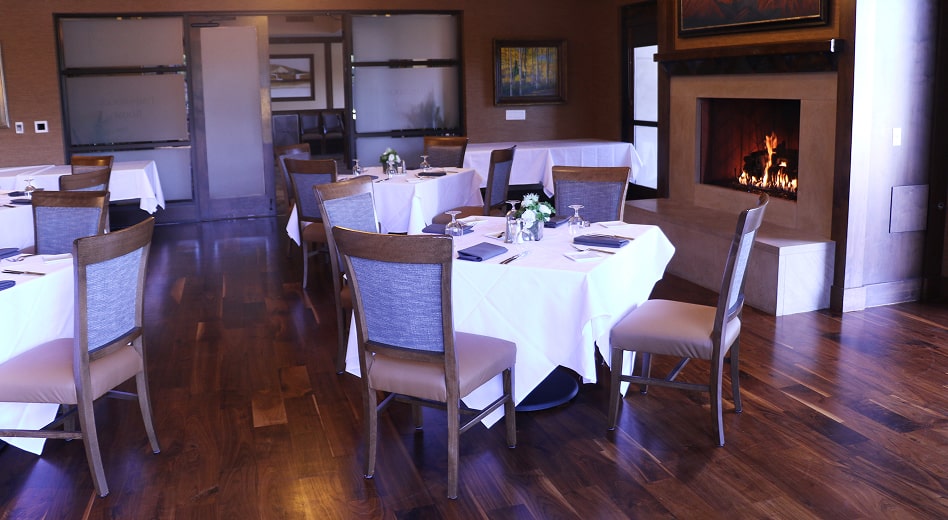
top-left (655, 39), bottom-right (843, 75)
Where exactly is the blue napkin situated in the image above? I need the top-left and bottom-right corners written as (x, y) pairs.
top-left (7, 191), bottom-right (26, 197)
top-left (573, 234), bottom-right (631, 248)
top-left (0, 280), bottom-right (15, 291)
top-left (544, 215), bottom-right (569, 228)
top-left (9, 199), bottom-right (31, 205)
top-left (418, 170), bottom-right (447, 177)
top-left (457, 242), bottom-right (508, 262)
top-left (422, 223), bottom-right (474, 235)
top-left (0, 248), bottom-right (20, 260)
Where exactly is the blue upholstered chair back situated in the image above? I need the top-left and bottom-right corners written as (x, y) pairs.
top-left (84, 247), bottom-right (144, 353)
top-left (424, 137), bottom-right (468, 168)
top-left (554, 180), bottom-right (625, 223)
top-left (291, 172), bottom-right (334, 221)
top-left (323, 192), bottom-right (379, 273)
top-left (716, 194), bottom-right (769, 326)
top-left (348, 256), bottom-right (445, 353)
top-left (35, 206), bottom-right (104, 255)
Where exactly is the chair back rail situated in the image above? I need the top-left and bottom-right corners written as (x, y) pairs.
top-left (551, 166), bottom-right (630, 223)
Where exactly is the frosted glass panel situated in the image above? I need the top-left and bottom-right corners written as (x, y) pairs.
top-left (633, 45), bottom-right (658, 122)
top-left (352, 15), bottom-right (457, 61)
top-left (103, 147), bottom-right (193, 201)
top-left (355, 136), bottom-right (423, 170)
top-left (201, 26), bottom-right (266, 199)
top-left (61, 17), bottom-right (184, 68)
top-left (331, 43), bottom-right (345, 109)
top-left (66, 74), bottom-right (189, 145)
top-left (353, 67), bottom-right (459, 132)
top-left (634, 126), bottom-right (658, 189)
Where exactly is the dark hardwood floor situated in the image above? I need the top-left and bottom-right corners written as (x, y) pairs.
top-left (1, 217), bottom-right (946, 519)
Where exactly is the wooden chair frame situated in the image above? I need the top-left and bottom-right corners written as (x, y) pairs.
top-left (59, 166), bottom-right (112, 192)
top-left (334, 228), bottom-right (516, 499)
top-left (70, 155), bottom-right (114, 174)
top-left (423, 136), bottom-right (469, 168)
top-left (551, 165), bottom-right (631, 223)
top-left (432, 145), bottom-right (516, 224)
top-left (31, 190), bottom-right (109, 255)
top-left (607, 194), bottom-right (769, 446)
top-left (285, 157), bottom-right (337, 288)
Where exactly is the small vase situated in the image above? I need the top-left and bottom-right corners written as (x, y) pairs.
top-left (521, 219), bottom-right (543, 241)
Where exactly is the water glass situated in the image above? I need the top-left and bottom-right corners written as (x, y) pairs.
top-left (444, 211), bottom-right (465, 237)
top-left (504, 200), bottom-right (521, 243)
top-left (567, 204), bottom-right (586, 238)
top-left (420, 155), bottom-right (431, 171)
top-left (352, 159), bottom-right (363, 176)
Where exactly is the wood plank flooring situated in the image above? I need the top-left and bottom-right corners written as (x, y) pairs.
top-left (1, 217), bottom-right (946, 519)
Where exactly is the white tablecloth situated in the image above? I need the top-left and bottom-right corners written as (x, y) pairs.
top-left (463, 139), bottom-right (644, 197)
top-left (0, 254), bottom-right (75, 454)
top-left (0, 192), bottom-right (35, 250)
top-left (286, 166), bottom-right (483, 240)
top-left (0, 160), bottom-right (165, 213)
top-left (345, 217), bottom-right (675, 426)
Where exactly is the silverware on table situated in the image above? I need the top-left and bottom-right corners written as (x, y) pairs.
top-left (1, 269), bottom-right (45, 276)
top-left (500, 251), bottom-right (529, 264)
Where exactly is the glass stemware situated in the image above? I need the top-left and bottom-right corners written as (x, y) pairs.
top-left (23, 176), bottom-right (36, 198)
top-left (567, 204), bottom-right (586, 238)
top-left (504, 200), bottom-right (521, 243)
top-left (352, 159), bottom-right (363, 176)
top-left (420, 155), bottom-right (431, 171)
top-left (444, 210), bottom-right (465, 237)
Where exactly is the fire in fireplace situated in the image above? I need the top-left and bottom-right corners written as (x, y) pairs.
top-left (699, 98), bottom-right (801, 200)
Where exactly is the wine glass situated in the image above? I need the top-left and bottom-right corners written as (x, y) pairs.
top-left (444, 210), bottom-right (465, 237)
top-left (420, 155), bottom-right (431, 171)
top-left (504, 200), bottom-right (521, 243)
top-left (352, 158), bottom-right (363, 176)
top-left (567, 204), bottom-right (586, 238)
top-left (24, 176), bottom-right (36, 198)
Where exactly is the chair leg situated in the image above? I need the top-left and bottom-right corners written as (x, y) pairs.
top-left (363, 388), bottom-right (378, 479)
top-left (76, 391), bottom-right (109, 497)
top-left (412, 404), bottom-right (424, 430)
top-left (334, 303), bottom-right (348, 374)
top-left (446, 399), bottom-right (460, 499)
top-left (301, 241), bottom-right (311, 288)
top-left (639, 353), bottom-right (652, 394)
top-left (730, 340), bottom-right (742, 413)
top-left (503, 368), bottom-right (517, 448)
top-left (711, 357), bottom-right (726, 447)
top-left (135, 370), bottom-right (161, 454)
top-left (607, 347), bottom-right (623, 430)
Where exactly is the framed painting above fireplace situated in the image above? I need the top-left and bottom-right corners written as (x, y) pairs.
top-left (678, 0), bottom-right (829, 37)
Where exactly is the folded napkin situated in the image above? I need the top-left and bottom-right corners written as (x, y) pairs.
top-left (6, 191), bottom-right (26, 197)
top-left (544, 215), bottom-right (570, 228)
top-left (0, 248), bottom-right (20, 260)
top-left (9, 199), bottom-right (31, 205)
top-left (422, 223), bottom-right (474, 235)
top-left (573, 234), bottom-right (631, 248)
top-left (457, 242), bottom-right (508, 262)
top-left (0, 280), bottom-right (15, 291)
top-left (418, 170), bottom-right (447, 177)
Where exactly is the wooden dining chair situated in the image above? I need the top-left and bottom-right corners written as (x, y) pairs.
top-left (0, 217), bottom-right (161, 497)
top-left (31, 190), bottom-right (109, 255)
top-left (70, 155), bottom-right (114, 175)
top-left (285, 157), bottom-right (337, 288)
top-left (333, 227), bottom-right (517, 499)
top-left (423, 136), bottom-right (469, 168)
top-left (551, 165), bottom-right (631, 223)
top-left (607, 194), bottom-right (769, 446)
top-left (59, 165), bottom-right (112, 192)
top-left (274, 142), bottom-right (311, 210)
top-left (431, 146), bottom-right (516, 225)
top-left (313, 176), bottom-right (380, 374)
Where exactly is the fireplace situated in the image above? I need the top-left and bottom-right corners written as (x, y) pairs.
top-left (699, 98), bottom-right (801, 201)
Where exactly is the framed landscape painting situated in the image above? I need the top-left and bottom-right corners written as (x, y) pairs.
top-left (269, 54), bottom-right (315, 101)
top-left (679, 0), bottom-right (829, 37)
top-left (494, 39), bottom-right (566, 106)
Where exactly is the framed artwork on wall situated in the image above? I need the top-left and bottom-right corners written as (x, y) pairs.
top-left (269, 54), bottom-right (315, 101)
top-left (679, 0), bottom-right (829, 37)
top-left (0, 44), bottom-right (10, 128)
top-left (493, 39), bottom-right (566, 106)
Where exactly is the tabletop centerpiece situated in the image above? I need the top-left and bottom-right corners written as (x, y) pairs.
top-left (516, 193), bottom-right (554, 241)
top-left (379, 147), bottom-right (401, 177)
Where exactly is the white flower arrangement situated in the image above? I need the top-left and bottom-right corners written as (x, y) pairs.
top-left (379, 148), bottom-right (400, 168)
top-left (517, 193), bottom-right (555, 223)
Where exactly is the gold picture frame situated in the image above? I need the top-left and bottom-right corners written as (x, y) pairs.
top-left (493, 39), bottom-right (566, 106)
top-left (0, 43), bottom-right (10, 129)
top-left (679, 0), bottom-right (829, 37)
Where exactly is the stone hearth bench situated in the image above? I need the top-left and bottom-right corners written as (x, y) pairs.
top-left (624, 199), bottom-right (834, 316)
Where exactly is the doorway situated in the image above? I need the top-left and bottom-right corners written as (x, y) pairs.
top-left (621, 1), bottom-right (659, 199)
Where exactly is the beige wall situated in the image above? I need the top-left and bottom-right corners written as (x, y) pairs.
top-left (0, 0), bottom-right (623, 167)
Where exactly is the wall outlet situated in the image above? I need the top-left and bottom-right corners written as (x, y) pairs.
top-left (14, 122), bottom-right (24, 134)
top-left (505, 109), bottom-right (526, 121)
top-left (34, 121), bottom-right (49, 133)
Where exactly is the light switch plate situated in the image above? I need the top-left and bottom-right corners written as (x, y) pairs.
top-left (34, 121), bottom-right (48, 133)
top-left (505, 110), bottom-right (526, 121)
top-left (14, 122), bottom-right (24, 134)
